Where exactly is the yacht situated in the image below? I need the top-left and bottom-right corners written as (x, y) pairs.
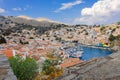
top-left (71, 50), bottom-right (83, 58)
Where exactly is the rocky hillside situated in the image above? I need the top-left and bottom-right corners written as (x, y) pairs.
top-left (8, 15), bottom-right (61, 27)
top-left (0, 15), bottom-right (68, 35)
top-left (56, 51), bottom-right (120, 80)
top-left (0, 15), bottom-right (61, 28)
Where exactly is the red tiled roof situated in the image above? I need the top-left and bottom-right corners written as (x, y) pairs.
top-left (1, 49), bottom-right (13, 58)
top-left (60, 58), bottom-right (83, 68)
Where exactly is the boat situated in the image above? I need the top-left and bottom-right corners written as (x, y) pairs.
top-left (70, 50), bottom-right (83, 58)
top-left (64, 46), bottom-right (83, 58)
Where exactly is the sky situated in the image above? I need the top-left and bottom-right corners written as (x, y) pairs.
top-left (0, 0), bottom-right (120, 25)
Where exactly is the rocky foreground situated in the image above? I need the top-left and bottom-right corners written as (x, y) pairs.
top-left (0, 54), bottom-right (17, 80)
top-left (55, 51), bottom-right (120, 80)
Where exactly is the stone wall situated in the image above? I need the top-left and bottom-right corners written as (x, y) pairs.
top-left (0, 54), bottom-right (17, 80)
top-left (56, 51), bottom-right (120, 80)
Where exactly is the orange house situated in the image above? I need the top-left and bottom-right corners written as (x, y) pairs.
top-left (1, 49), bottom-right (13, 58)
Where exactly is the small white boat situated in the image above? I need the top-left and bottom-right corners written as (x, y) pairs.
top-left (71, 51), bottom-right (83, 58)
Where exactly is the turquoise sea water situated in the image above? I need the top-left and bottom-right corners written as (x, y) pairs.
top-left (80, 46), bottom-right (113, 60)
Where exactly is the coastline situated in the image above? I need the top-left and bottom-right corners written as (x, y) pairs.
top-left (75, 43), bottom-right (116, 52)
top-left (61, 42), bottom-right (115, 60)
top-left (61, 41), bottom-right (114, 51)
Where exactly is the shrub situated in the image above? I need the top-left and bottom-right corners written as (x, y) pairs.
top-left (116, 35), bottom-right (120, 40)
top-left (9, 55), bottom-right (38, 80)
top-left (111, 28), bottom-right (116, 33)
top-left (38, 53), bottom-right (63, 80)
top-left (29, 37), bottom-right (34, 39)
top-left (100, 26), bottom-right (105, 31)
top-left (55, 37), bottom-right (62, 42)
top-left (85, 32), bottom-right (88, 35)
top-left (38, 59), bottom-right (63, 80)
top-left (0, 36), bottom-right (7, 44)
top-left (109, 34), bottom-right (116, 42)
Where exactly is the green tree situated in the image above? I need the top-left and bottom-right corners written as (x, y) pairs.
top-left (41, 59), bottom-right (63, 80)
top-left (42, 59), bottom-right (53, 75)
top-left (111, 28), bottom-right (116, 33)
top-left (29, 37), bottom-right (34, 39)
top-left (109, 34), bottom-right (116, 42)
top-left (116, 35), bottom-right (120, 40)
top-left (100, 26), bottom-right (105, 31)
top-left (9, 55), bottom-right (38, 80)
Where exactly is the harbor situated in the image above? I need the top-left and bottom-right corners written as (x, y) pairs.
top-left (61, 43), bottom-right (113, 60)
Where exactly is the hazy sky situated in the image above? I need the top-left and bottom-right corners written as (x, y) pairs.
top-left (0, 0), bottom-right (120, 24)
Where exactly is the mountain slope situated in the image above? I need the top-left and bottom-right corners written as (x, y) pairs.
top-left (0, 15), bottom-right (67, 35)
top-left (8, 15), bottom-right (61, 27)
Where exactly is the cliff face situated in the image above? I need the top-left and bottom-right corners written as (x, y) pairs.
top-left (56, 51), bottom-right (120, 80)
top-left (0, 54), bottom-right (17, 80)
